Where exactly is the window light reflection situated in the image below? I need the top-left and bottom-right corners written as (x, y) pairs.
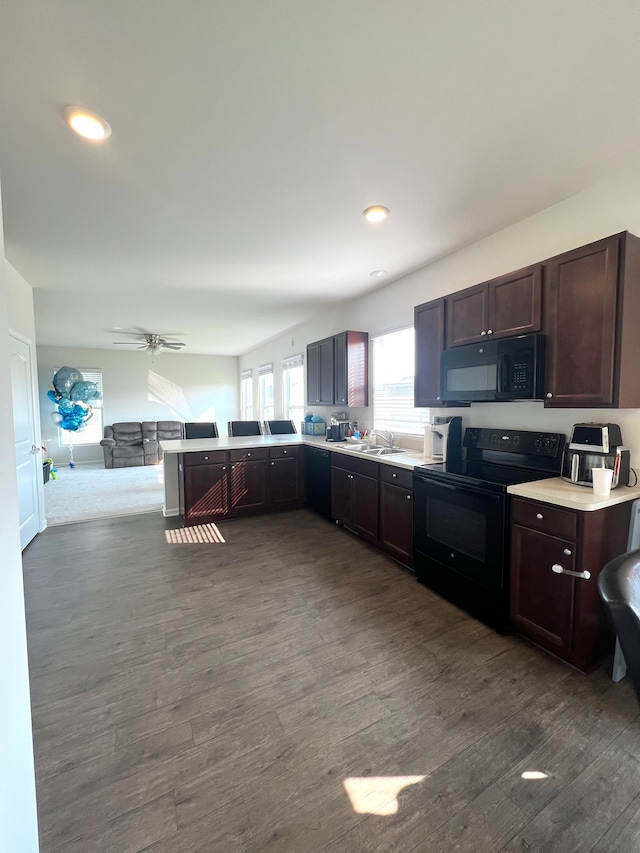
top-left (343, 776), bottom-right (425, 816)
top-left (521, 770), bottom-right (549, 780)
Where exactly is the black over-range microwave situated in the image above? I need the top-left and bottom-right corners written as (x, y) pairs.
top-left (440, 333), bottom-right (545, 402)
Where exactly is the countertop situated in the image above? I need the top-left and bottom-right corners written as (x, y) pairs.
top-left (507, 476), bottom-right (640, 511)
top-left (160, 434), bottom-right (434, 471)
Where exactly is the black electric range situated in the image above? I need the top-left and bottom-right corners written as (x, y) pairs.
top-left (413, 427), bottom-right (565, 631)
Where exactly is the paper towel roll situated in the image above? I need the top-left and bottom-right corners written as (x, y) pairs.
top-left (423, 426), bottom-right (433, 459)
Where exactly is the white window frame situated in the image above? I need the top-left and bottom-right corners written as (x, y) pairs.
top-left (240, 369), bottom-right (253, 420)
top-left (258, 363), bottom-right (274, 421)
top-left (282, 354), bottom-right (304, 424)
top-left (57, 368), bottom-right (104, 447)
top-left (371, 326), bottom-right (430, 436)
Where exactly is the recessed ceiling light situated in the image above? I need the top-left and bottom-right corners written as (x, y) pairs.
top-left (63, 106), bottom-right (111, 141)
top-left (363, 205), bottom-right (390, 223)
top-left (370, 269), bottom-right (388, 279)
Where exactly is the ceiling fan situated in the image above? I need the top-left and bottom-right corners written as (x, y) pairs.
top-left (112, 330), bottom-right (186, 354)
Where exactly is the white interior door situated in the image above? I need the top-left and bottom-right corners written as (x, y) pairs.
top-left (10, 334), bottom-right (41, 549)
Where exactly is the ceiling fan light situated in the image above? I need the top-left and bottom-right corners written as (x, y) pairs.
top-left (363, 205), bottom-right (390, 223)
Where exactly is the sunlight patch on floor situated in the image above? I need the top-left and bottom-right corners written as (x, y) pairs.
top-left (343, 776), bottom-right (425, 816)
top-left (165, 523), bottom-right (226, 544)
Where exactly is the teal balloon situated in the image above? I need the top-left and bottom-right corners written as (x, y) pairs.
top-left (70, 381), bottom-right (101, 403)
top-left (58, 399), bottom-right (74, 414)
top-left (53, 367), bottom-right (83, 398)
top-left (47, 389), bottom-right (59, 403)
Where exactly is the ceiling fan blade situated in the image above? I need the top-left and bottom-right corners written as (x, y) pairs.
top-left (163, 344), bottom-right (184, 350)
top-left (113, 341), bottom-right (143, 345)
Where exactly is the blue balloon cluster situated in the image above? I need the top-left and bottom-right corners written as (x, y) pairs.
top-left (48, 366), bottom-right (101, 432)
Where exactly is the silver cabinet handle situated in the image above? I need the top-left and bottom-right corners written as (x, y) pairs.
top-left (271, 461), bottom-right (275, 466)
top-left (480, 330), bottom-right (486, 336)
top-left (392, 472), bottom-right (397, 478)
top-left (406, 494), bottom-right (411, 500)
top-left (536, 513), bottom-right (543, 519)
top-left (283, 449), bottom-right (288, 454)
top-left (436, 396), bottom-right (441, 400)
top-left (487, 329), bottom-right (493, 335)
top-left (563, 548), bottom-right (572, 556)
top-left (552, 564), bottom-right (591, 580)
top-left (204, 455), bottom-right (209, 460)
top-left (546, 392), bottom-right (553, 398)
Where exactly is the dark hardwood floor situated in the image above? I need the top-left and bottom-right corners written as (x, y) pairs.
top-left (22, 509), bottom-right (640, 852)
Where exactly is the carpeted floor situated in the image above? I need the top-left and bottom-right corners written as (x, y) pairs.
top-left (44, 462), bottom-right (165, 525)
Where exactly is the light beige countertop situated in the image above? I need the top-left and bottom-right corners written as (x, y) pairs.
top-left (160, 434), bottom-right (435, 471)
top-left (507, 476), bottom-right (640, 511)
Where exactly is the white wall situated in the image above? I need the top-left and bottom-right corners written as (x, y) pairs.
top-left (37, 346), bottom-right (239, 464)
top-left (0, 188), bottom-right (40, 850)
top-left (240, 165), bottom-right (640, 459)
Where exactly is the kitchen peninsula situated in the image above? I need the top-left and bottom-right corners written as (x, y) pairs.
top-left (160, 434), bottom-right (424, 520)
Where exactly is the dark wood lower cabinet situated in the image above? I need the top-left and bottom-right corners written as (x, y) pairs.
top-left (331, 455), bottom-right (378, 544)
top-left (379, 478), bottom-right (413, 567)
top-left (509, 496), bottom-right (632, 672)
top-left (229, 459), bottom-right (268, 516)
top-left (269, 446), bottom-right (304, 510)
top-left (180, 451), bottom-right (230, 523)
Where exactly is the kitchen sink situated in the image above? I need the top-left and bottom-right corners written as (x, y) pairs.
top-left (361, 446), bottom-right (406, 456)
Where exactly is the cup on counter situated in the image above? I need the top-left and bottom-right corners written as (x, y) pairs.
top-left (592, 467), bottom-right (614, 497)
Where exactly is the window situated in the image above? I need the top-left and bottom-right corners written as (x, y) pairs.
top-left (282, 354), bottom-right (304, 424)
top-left (240, 369), bottom-right (253, 419)
top-left (58, 369), bottom-right (104, 446)
top-left (258, 363), bottom-right (274, 420)
top-left (372, 327), bottom-right (430, 435)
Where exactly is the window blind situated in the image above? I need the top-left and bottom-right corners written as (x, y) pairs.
top-left (258, 363), bottom-right (273, 376)
top-left (282, 353), bottom-right (303, 370)
top-left (241, 368), bottom-right (252, 380)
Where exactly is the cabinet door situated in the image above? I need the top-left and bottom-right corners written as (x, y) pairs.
top-left (270, 457), bottom-right (302, 510)
top-left (183, 464), bottom-right (229, 521)
top-left (350, 473), bottom-right (378, 544)
top-left (331, 466), bottom-right (352, 526)
top-left (379, 481), bottom-right (413, 566)
top-left (510, 524), bottom-right (576, 658)
top-left (319, 337), bottom-right (335, 405)
top-left (228, 459), bottom-right (268, 516)
top-left (334, 331), bottom-right (369, 407)
top-left (488, 264), bottom-right (542, 339)
top-left (306, 447), bottom-right (332, 518)
top-left (306, 341), bottom-right (321, 404)
top-left (414, 298), bottom-right (446, 407)
top-left (445, 284), bottom-right (488, 347)
top-left (544, 235), bottom-right (619, 407)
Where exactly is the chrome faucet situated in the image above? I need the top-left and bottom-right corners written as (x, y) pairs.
top-left (371, 429), bottom-right (394, 447)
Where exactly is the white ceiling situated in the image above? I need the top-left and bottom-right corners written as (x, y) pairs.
top-left (2, 1), bottom-right (640, 356)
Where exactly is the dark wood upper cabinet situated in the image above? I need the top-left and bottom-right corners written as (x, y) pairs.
top-left (334, 331), bottom-right (368, 407)
top-left (414, 298), bottom-right (446, 407)
top-left (306, 336), bottom-right (334, 405)
top-left (307, 330), bottom-right (368, 407)
top-left (544, 232), bottom-right (640, 408)
top-left (446, 264), bottom-right (542, 347)
top-left (414, 298), bottom-right (469, 407)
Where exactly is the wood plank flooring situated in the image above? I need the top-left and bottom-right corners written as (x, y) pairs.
top-left (22, 509), bottom-right (640, 852)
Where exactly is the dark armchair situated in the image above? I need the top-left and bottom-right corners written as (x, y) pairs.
top-left (100, 420), bottom-right (183, 468)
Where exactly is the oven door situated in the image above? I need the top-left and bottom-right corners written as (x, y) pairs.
top-left (413, 475), bottom-right (507, 593)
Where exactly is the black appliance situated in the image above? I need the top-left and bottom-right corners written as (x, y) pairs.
top-left (306, 446), bottom-right (332, 518)
top-left (326, 422), bottom-right (350, 442)
top-left (440, 333), bottom-right (545, 402)
top-left (561, 422), bottom-right (630, 489)
top-left (413, 426), bottom-right (564, 631)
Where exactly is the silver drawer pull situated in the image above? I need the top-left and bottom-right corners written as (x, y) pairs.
top-left (406, 494), bottom-right (411, 500)
top-left (551, 564), bottom-right (591, 580)
top-left (536, 513), bottom-right (543, 519)
top-left (392, 472), bottom-right (397, 478)
top-left (563, 548), bottom-right (572, 556)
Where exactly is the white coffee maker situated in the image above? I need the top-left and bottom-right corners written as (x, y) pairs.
top-left (426, 415), bottom-right (463, 463)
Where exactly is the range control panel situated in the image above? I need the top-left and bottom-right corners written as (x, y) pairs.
top-left (464, 428), bottom-right (565, 457)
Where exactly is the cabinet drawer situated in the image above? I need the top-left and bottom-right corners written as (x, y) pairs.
top-left (183, 450), bottom-right (228, 466)
top-left (379, 464), bottom-right (413, 490)
top-left (269, 445), bottom-right (300, 459)
top-left (230, 448), bottom-right (268, 462)
top-left (511, 497), bottom-right (577, 539)
top-left (331, 453), bottom-right (379, 479)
